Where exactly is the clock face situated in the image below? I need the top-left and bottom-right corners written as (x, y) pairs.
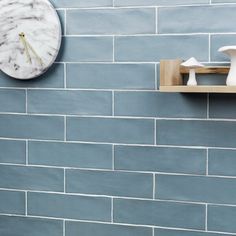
top-left (0, 0), bottom-right (62, 79)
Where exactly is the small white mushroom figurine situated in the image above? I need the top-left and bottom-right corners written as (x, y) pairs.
top-left (181, 57), bottom-right (204, 86)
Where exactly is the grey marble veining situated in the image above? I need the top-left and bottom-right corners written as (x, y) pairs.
top-left (0, 0), bottom-right (61, 79)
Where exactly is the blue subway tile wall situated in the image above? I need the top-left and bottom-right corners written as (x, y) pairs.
top-left (66, 221), bottom-right (152, 236)
top-left (66, 63), bottom-right (156, 89)
top-left (1, 0), bottom-right (236, 235)
top-left (66, 169), bottom-right (153, 198)
top-left (67, 9), bottom-right (156, 35)
top-left (114, 198), bottom-right (205, 229)
top-left (158, 5), bottom-right (236, 33)
top-left (115, 146), bottom-right (206, 174)
top-left (114, 0), bottom-right (209, 6)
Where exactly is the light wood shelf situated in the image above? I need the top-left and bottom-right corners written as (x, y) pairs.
top-left (160, 59), bottom-right (231, 93)
top-left (160, 86), bottom-right (236, 93)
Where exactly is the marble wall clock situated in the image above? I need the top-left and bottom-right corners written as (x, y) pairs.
top-left (0, 0), bottom-right (62, 79)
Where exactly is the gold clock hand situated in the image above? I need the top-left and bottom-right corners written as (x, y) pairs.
top-left (25, 40), bottom-right (44, 67)
top-left (19, 32), bottom-right (32, 64)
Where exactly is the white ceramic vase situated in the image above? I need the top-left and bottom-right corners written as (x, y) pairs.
top-left (218, 46), bottom-right (236, 86)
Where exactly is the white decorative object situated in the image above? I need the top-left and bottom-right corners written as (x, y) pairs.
top-left (218, 46), bottom-right (236, 86)
top-left (181, 57), bottom-right (204, 86)
top-left (0, 0), bottom-right (62, 79)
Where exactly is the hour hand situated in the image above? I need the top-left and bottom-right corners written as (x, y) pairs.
top-left (19, 32), bottom-right (32, 64)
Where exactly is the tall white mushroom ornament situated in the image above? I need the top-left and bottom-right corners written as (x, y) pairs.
top-left (181, 57), bottom-right (204, 86)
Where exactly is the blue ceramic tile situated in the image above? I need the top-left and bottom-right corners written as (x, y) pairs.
top-left (67, 117), bottom-right (154, 144)
top-left (115, 35), bottom-right (208, 62)
top-left (0, 114), bottom-right (64, 140)
top-left (58, 37), bottom-right (113, 62)
top-left (28, 192), bottom-right (111, 221)
top-left (193, 74), bottom-right (226, 86)
top-left (0, 215), bottom-right (63, 236)
top-left (0, 190), bottom-right (25, 214)
top-left (211, 34), bottom-right (236, 62)
top-left (28, 141), bottom-right (112, 169)
top-left (0, 140), bottom-right (26, 164)
top-left (157, 175), bottom-right (236, 204)
top-left (113, 198), bottom-right (205, 229)
top-left (159, 5), bottom-right (236, 33)
top-left (115, 0), bottom-right (209, 6)
top-left (114, 146), bottom-right (206, 174)
top-left (156, 120), bottom-right (236, 148)
top-left (50, 0), bottom-right (112, 8)
top-left (0, 64), bottom-right (64, 88)
top-left (0, 89), bottom-right (25, 113)
top-left (208, 149), bottom-right (236, 176)
top-left (208, 205), bottom-right (236, 233)
top-left (28, 90), bottom-right (112, 115)
top-left (212, 0), bottom-right (236, 2)
top-left (209, 94), bottom-right (236, 119)
top-left (66, 169), bottom-right (153, 198)
top-left (67, 9), bottom-right (155, 35)
top-left (115, 92), bottom-right (207, 118)
top-left (155, 228), bottom-right (232, 236)
top-left (66, 63), bottom-right (155, 90)
top-left (57, 10), bottom-right (65, 35)
top-left (66, 221), bottom-right (152, 236)
top-left (0, 165), bottom-right (64, 191)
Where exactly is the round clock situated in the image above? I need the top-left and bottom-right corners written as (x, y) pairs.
top-left (0, 0), bottom-right (62, 79)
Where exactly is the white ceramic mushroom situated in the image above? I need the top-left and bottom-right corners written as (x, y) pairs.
top-left (181, 57), bottom-right (204, 86)
top-left (218, 46), bottom-right (236, 86)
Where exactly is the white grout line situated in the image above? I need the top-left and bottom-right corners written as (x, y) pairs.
top-left (64, 10), bottom-right (67, 35)
top-left (111, 197), bottom-right (114, 222)
top-left (64, 63), bottom-right (67, 88)
top-left (153, 173), bottom-right (156, 199)
top-left (3, 161), bottom-right (235, 179)
top-left (205, 204), bottom-right (208, 231)
top-left (208, 34), bottom-right (211, 62)
top-left (154, 119), bottom-right (157, 145)
top-left (112, 91), bottom-right (115, 116)
top-left (2, 137), bottom-right (236, 151)
top-left (25, 191), bottom-right (27, 216)
top-left (1, 161), bottom-right (236, 179)
top-left (155, 7), bottom-right (158, 34)
top-left (64, 168), bottom-right (66, 193)
top-left (155, 63), bottom-right (158, 90)
top-left (1, 212), bottom-right (236, 235)
top-left (63, 220), bottom-right (66, 236)
top-left (1, 112), bottom-right (236, 122)
top-left (112, 36), bottom-right (115, 62)
top-left (112, 144), bottom-right (115, 170)
top-left (206, 148), bottom-right (209, 176)
top-left (55, 3), bottom-right (236, 10)
top-left (0, 88), bottom-right (159, 92)
top-left (63, 32), bottom-right (236, 37)
top-left (25, 89), bottom-right (28, 113)
top-left (64, 116), bottom-right (67, 141)
top-left (26, 140), bottom-right (28, 165)
top-left (152, 227), bottom-right (155, 236)
top-left (207, 93), bottom-right (210, 119)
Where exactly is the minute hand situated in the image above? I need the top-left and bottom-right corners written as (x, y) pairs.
top-left (19, 32), bottom-right (32, 64)
top-left (25, 39), bottom-right (44, 67)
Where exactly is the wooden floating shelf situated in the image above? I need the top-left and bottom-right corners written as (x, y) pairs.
top-left (160, 59), bottom-right (232, 93)
top-left (160, 86), bottom-right (236, 93)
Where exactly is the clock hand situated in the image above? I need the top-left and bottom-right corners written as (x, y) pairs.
top-left (25, 40), bottom-right (44, 67)
top-left (19, 32), bottom-right (32, 64)
top-left (19, 32), bottom-right (44, 67)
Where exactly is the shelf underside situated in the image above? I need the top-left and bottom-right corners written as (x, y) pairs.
top-left (160, 86), bottom-right (236, 93)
